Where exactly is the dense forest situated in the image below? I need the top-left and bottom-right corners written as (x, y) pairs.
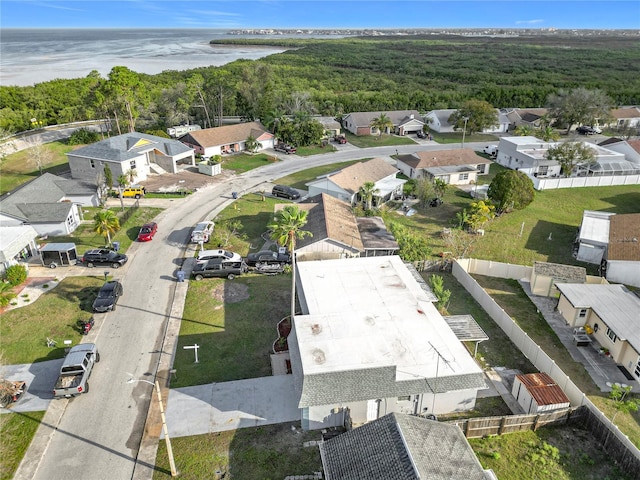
top-left (1, 34), bottom-right (639, 134)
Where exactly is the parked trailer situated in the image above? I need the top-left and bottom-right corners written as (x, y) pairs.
top-left (40, 243), bottom-right (78, 268)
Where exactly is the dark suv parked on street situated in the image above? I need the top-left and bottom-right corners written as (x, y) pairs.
top-left (81, 249), bottom-right (128, 268)
top-left (271, 184), bottom-right (301, 200)
top-left (93, 280), bottom-right (123, 312)
top-left (191, 259), bottom-right (248, 280)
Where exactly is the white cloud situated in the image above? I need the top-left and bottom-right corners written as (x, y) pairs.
top-left (515, 19), bottom-right (545, 25)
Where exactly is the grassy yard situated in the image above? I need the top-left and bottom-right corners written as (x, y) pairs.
top-left (173, 273), bottom-right (291, 387)
top-left (426, 129), bottom-right (498, 145)
top-left (47, 207), bottom-right (164, 255)
top-left (0, 141), bottom-right (74, 195)
top-left (275, 160), bottom-right (364, 190)
top-left (469, 425), bottom-right (634, 480)
top-left (0, 276), bottom-right (104, 364)
top-left (153, 422), bottom-right (322, 480)
top-left (296, 143), bottom-right (338, 156)
top-left (0, 411), bottom-right (45, 480)
top-left (219, 153), bottom-right (279, 174)
top-left (473, 275), bottom-right (640, 449)
top-left (344, 132), bottom-right (417, 148)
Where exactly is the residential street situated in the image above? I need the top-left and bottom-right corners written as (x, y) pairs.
top-left (14, 141), bottom-right (486, 480)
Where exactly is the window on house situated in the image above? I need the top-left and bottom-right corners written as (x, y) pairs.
top-left (606, 327), bottom-right (617, 343)
top-left (90, 159), bottom-right (95, 169)
top-left (130, 160), bottom-right (136, 169)
top-left (459, 173), bottom-right (469, 181)
top-left (578, 309), bottom-right (588, 318)
top-left (477, 164), bottom-right (486, 174)
top-left (397, 395), bottom-right (411, 402)
top-left (538, 165), bottom-right (549, 176)
top-left (635, 358), bottom-right (640, 378)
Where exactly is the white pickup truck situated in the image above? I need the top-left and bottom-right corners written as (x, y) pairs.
top-left (53, 343), bottom-right (100, 398)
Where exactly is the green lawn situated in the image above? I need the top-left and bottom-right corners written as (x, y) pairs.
top-left (153, 422), bottom-right (322, 480)
top-left (0, 411), bottom-right (45, 480)
top-left (345, 132), bottom-right (417, 148)
top-left (427, 129), bottom-right (499, 145)
top-left (47, 207), bottom-right (164, 255)
top-left (0, 141), bottom-right (74, 195)
top-left (219, 153), bottom-right (279, 173)
top-left (173, 273), bottom-right (291, 387)
top-left (296, 143), bottom-right (338, 156)
top-left (275, 160), bottom-right (364, 190)
top-left (0, 276), bottom-right (104, 364)
top-left (469, 425), bottom-right (634, 480)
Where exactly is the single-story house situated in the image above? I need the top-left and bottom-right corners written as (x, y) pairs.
top-left (395, 149), bottom-right (491, 185)
top-left (606, 213), bottom-right (640, 288)
top-left (598, 138), bottom-right (640, 166)
top-left (0, 225), bottom-right (39, 275)
top-left (290, 255), bottom-right (486, 430)
top-left (320, 413), bottom-right (496, 480)
top-left (495, 136), bottom-right (630, 178)
top-left (306, 158), bottom-right (405, 206)
top-left (315, 116), bottom-right (342, 139)
top-left (576, 210), bottom-right (616, 264)
top-left (503, 108), bottom-right (549, 131)
top-left (424, 109), bottom-right (509, 134)
top-left (512, 373), bottom-right (570, 414)
top-left (530, 261), bottom-right (587, 297)
top-left (600, 107), bottom-right (640, 130)
top-left (67, 132), bottom-right (195, 185)
top-left (179, 121), bottom-right (274, 157)
top-left (278, 194), bottom-right (399, 261)
top-left (342, 110), bottom-right (424, 136)
top-left (167, 124), bottom-right (201, 138)
top-left (556, 283), bottom-right (640, 383)
top-left (0, 173), bottom-right (98, 236)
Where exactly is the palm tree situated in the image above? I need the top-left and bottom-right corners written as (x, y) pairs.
top-left (0, 282), bottom-right (17, 308)
top-left (94, 209), bottom-right (120, 246)
top-left (537, 125), bottom-right (560, 142)
top-left (369, 113), bottom-right (393, 138)
top-left (244, 134), bottom-right (260, 153)
top-left (514, 125), bottom-right (534, 136)
top-left (433, 178), bottom-right (448, 200)
top-left (268, 206), bottom-right (312, 319)
top-left (358, 181), bottom-right (379, 211)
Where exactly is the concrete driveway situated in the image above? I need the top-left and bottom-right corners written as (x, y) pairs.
top-left (165, 375), bottom-right (299, 438)
top-left (1, 360), bottom-right (62, 413)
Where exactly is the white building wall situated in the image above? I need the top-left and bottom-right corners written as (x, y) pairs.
top-left (606, 260), bottom-right (640, 288)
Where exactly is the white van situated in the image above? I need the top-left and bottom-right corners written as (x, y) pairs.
top-left (191, 221), bottom-right (215, 243)
top-left (482, 145), bottom-right (498, 157)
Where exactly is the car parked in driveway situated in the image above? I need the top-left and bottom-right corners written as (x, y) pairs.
top-left (271, 184), bottom-right (301, 200)
top-left (196, 249), bottom-right (242, 264)
top-left (246, 250), bottom-right (291, 267)
top-left (137, 222), bottom-right (158, 242)
top-left (274, 143), bottom-right (297, 154)
top-left (81, 249), bottom-right (128, 268)
top-left (576, 125), bottom-right (597, 135)
top-left (191, 259), bottom-right (248, 280)
top-left (92, 280), bottom-right (123, 312)
top-left (416, 130), bottom-right (427, 139)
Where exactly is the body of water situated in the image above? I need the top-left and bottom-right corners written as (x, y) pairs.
top-left (0, 28), bottom-right (292, 87)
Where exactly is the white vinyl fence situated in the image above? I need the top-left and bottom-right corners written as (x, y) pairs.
top-left (532, 174), bottom-right (640, 190)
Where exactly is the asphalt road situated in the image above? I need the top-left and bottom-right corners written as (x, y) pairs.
top-left (24, 140), bottom-right (488, 480)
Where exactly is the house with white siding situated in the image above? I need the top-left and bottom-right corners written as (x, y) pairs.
top-left (342, 110), bottom-right (424, 136)
top-left (396, 149), bottom-right (491, 185)
top-left (179, 121), bottom-right (274, 157)
top-left (290, 256), bottom-right (486, 431)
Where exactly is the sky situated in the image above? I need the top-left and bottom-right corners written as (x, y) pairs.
top-left (1, 0), bottom-right (639, 30)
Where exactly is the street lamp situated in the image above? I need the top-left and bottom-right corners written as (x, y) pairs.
top-left (461, 116), bottom-right (469, 149)
top-left (128, 378), bottom-right (178, 477)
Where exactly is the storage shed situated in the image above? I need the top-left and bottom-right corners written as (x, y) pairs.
top-left (40, 243), bottom-right (78, 268)
top-left (512, 373), bottom-right (570, 414)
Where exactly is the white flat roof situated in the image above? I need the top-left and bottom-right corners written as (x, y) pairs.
top-left (579, 210), bottom-right (615, 244)
top-left (295, 256), bottom-right (482, 380)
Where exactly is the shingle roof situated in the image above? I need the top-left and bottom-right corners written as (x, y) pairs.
top-left (344, 110), bottom-right (423, 127)
top-left (533, 261), bottom-right (587, 284)
top-left (179, 121), bottom-right (272, 148)
top-left (320, 413), bottom-right (489, 480)
top-left (0, 173), bottom-right (94, 221)
top-left (67, 132), bottom-right (193, 162)
top-left (608, 213), bottom-right (640, 261)
top-left (399, 149), bottom-right (490, 170)
top-left (327, 158), bottom-right (399, 194)
top-left (294, 194), bottom-right (364, 252)
top-left (610, 107), bottom-right (640, 119)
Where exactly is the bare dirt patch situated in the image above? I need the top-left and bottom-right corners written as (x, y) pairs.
top-left (140, 166), bottom-right (235, 192)
top-left (212, 282), bottom-right (250, 303)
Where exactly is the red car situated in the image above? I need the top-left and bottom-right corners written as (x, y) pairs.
top-left (137, 222), bottom-right (158, 242)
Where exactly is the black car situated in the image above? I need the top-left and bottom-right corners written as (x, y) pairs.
top-left (416, 130), bottom-right (427, 139)
top-left (246, 250), bottom-right (291, 267)
top-left (191, 259), bottom-right (248, 281)
top-left (274, 143), bottom-right (297, 154)
top-left (81, 249), bottom-right (128, 268)
top-left (576, 125), bottom-right (597, 135)
top-left (93, 280), bottom-right (123, 312)
top-left (271, 184), bottom-right (301, 200)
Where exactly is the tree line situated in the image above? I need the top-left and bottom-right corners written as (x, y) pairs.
top-left (1, 33), bottom-right (638, 135)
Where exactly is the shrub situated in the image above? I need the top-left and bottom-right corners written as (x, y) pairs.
top-left (67, 128), bottom-right (100, 145)
top-left (4, 264), bottom-right (27, 286)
